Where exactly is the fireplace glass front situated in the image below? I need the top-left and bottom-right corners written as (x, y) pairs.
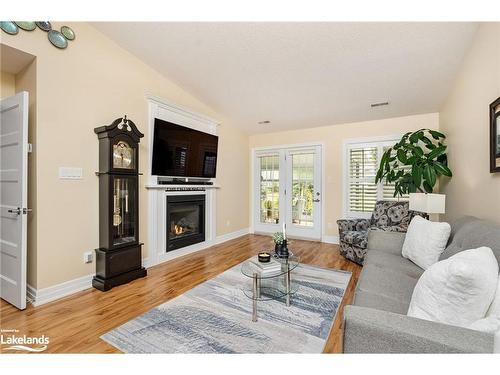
top-left (166, 194), bottom-right (205, 252)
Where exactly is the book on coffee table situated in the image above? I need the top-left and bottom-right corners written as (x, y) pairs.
top-left (248, 256), bottom-right (281, 275)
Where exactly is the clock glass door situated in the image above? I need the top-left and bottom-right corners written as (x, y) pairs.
top-left (111, 175), bottom-right (137, 246)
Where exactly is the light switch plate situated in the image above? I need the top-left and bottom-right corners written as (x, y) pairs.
top-left (59, 167), bottom-right (83, 180)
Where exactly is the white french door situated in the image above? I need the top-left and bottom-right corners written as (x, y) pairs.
top-left (0, 92), bottom-right (29, 310)
top-left (253, 145), bottom-right (322, 240)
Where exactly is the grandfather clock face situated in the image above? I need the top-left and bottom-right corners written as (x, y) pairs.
top-left (113, 140), bottom-right (135, 170)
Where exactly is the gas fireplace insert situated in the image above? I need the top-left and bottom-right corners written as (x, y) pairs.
top-left (166, 194), bottom-right (205, 252)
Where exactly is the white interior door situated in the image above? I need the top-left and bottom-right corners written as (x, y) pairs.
top-left (253, 145), bottom-right (322, 241)
top-left (285, 147), bottom-right (322, 240)
top-left (0, 91), bottom-right (29, 310)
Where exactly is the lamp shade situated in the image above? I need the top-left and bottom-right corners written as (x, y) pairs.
top-left (409, 193), bottom-right (446, 214)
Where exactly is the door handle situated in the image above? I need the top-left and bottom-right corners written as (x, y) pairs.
top-left (313, 199), bottom-right (320, 203)
top-left (7, 207), bottom-right (22, 215)
top-left (7, 208), bottom-right (32, 215)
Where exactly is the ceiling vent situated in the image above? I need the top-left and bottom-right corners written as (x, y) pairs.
top-left (371, 101), bottom-right (389, 108)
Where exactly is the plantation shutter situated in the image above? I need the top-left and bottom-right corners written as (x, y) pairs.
top-left (346, 141), bottom-right (409, 217)
top-left (348, 146), bottom-right (378, 213)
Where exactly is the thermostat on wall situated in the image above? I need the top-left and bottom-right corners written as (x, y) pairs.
top-left (59, 167), bottom-right (83, 180)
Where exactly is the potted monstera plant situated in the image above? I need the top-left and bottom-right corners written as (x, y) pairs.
top-left (375, 129), bottom-right (452, 196)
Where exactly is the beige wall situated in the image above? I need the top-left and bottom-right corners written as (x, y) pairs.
top-left (440, 23), bottom-right (500, 225)
top-left (1, 71), bottom-right (16, 98)
top-left (1, 23), bottom-right (249, 289)
top-left (249, 113), bottom-right (439, 237)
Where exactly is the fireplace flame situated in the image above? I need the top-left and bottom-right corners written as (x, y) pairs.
top-left (173, 225), bottom-right (186, 235)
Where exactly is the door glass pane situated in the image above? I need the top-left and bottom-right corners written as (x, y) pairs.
top-left (291, 153), bottom-right (314, 227)
top-left (259, 155), bottom-right (280, 224)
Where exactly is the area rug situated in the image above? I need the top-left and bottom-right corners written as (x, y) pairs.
top-left (101, 261), bottom-right (351, 353)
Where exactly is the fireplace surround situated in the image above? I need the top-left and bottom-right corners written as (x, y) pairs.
top-left (146, 95), bottom-right (219, 267)
top-left (166, 194), bottom-right (205, 251)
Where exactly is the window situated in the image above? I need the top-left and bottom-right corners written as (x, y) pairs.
top-left (344, 138), bottom-right (408, 218)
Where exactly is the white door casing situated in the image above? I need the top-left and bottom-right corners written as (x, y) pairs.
top-left (0, 91), bottom-right (29, 310)
top-left (252, 144), bottom-right (323, 241)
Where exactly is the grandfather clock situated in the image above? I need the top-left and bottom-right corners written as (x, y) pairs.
top-left (92, 115), bottom-right (147, 291)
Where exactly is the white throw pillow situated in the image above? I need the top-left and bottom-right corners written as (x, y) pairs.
top-left (407, 247), bottom-right (499, 328)
top-left (468, 274), bottom-right (500, 333)
top-left (486, 275), bottom-right (500, 317)
top-left (402, 215), bottom-right (451, 269)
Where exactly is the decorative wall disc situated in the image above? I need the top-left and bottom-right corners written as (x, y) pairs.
top-left (15, 21), bottom-right (36, 31)
top-left (48, 30), bottom-right (68, 49)
top-left (60, 25), bottom-right (75, 40)
top-left (36, 21), bottom-right (52, 31)
top-left (0, 21), bottom-right (19, 35)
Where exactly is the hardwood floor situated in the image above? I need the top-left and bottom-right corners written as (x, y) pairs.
top-left (0, 234), bottom-right (361, 353)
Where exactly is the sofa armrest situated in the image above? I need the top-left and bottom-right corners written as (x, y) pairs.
top-left (343, 305), bottom-right (494, 353)
top-left (367, 230), bottom-right (406, 255)
top-left (337, 219), bottom-right (370, 237)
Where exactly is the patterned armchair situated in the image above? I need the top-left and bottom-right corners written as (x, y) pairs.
top-left (337, 200), bottom-right (426, 265)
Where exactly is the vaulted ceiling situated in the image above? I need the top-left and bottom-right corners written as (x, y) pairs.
top-left (94, 22), bottom-right (478, 134)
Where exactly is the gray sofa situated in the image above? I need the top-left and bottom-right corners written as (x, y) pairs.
top-left (343, 216), bottom-right (500, 353)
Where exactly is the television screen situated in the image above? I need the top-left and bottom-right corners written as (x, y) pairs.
top-left (152, 118), bottom-right (219, 178)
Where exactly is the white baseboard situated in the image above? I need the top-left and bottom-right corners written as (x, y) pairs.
top-left (215, 227), bottom-right (250, 244)
top-left (27, 227), bottom-right (251, 307)
top-left (27, 274), bottom-right (94, 307)
top-left (322, 235), bottom-right (339, 244)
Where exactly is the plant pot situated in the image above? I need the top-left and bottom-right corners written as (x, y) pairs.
top-left (274, 240), bottom-right (289, 258)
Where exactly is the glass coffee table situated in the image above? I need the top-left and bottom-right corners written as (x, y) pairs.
top-left (241, 255), bottom-right (300, 322)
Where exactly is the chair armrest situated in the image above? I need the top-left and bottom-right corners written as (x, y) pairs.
top-left (337, 218), bottom-right (370, 236)
top-left (367, 230), bottom-right (406, 255)
top-left (343, 305), bottom-right (494, 353)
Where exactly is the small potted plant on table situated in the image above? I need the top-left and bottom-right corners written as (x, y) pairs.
top-left (272, 231), bottom-right (289, 258)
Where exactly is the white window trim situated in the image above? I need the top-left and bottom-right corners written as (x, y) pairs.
top-left (342, 134), bottom-right (407, 219)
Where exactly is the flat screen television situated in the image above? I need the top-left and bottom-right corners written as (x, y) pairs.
top-left (151, 118), bottom-right (219, 178)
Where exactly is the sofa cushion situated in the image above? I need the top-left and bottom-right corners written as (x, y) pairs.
top-left (354, 263), bottom-right (419, 313)
top-left (441, 216), bottom-right (500, 265)
top-left (367, 230), bottom-right (407, 255)
top-left (353, 290), bottom-right (410, 315)
top-left (365, 250), bottom-right (424, 279)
